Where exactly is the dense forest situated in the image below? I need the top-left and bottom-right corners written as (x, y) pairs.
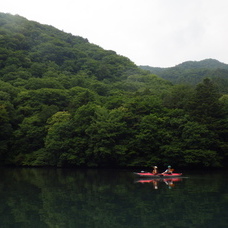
top-left (0, 13), bottom-right (228, 168)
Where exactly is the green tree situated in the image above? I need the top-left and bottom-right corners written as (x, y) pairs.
top-left (68, 87), bottom-right (99, 111)
top-left (188, 78), bottom-right (223, 124)
top-left (0, 104), bottom-right (13, 163)
top-left (45, 111), bottom-right (72, 166)
top-left (25, 78), bottom-right (64, 90)
top-left (85, 106), bottom-right (128, 166)
top-left (131, 114), bottom-right (165, 166)
top-left (181, 122), bottom-right (221, 167)
top-left (163, 84), bottom-right (194, 109)
top-left (12, 115), bottom-right (46, 163)
top-left (158, 109), bottom-right (221, 167)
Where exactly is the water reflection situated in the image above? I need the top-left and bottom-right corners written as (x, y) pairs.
top-left (0, 168), bottom-right (228, 228)
top-left (135, 177), bottom-right (183, 189)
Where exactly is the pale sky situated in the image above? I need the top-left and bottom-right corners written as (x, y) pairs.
top-left (1, 0), bottom-right (228, 67)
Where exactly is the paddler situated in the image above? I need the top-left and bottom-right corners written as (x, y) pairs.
top-left (152, 166), bottom-right (158, 174)
top-left (162, 165), bottom-right (173, 174)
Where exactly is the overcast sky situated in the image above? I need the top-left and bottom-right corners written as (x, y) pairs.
top-left (1, 0), bottom-right (228, 67)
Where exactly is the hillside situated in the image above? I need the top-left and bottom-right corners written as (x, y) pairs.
top-left (175, 59), bottom-right (228, 69)
top-left (0, 13), bottom-right (142, 83)
top-left (140, 59), bottom-right (228, 93)
top-left (0, 13), bottom-right (227, 168)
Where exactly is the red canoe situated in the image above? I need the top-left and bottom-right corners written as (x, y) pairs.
top-left (134, 172), bottom-right (182, 178)
top-left (136, 177), bottom-right (183, 183)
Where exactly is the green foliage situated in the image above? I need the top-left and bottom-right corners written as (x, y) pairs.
top-left (219, 95), bottom-right (228, 113)
top-left (0, 13), bottom-right (227, 168)
top-left (163, 84), bottom-right (194, 109)
top-left (188, 78), bottom-right (223, 124)
top-left (68, 87), bottom-right (99, 111)
top-left (131, 114), bottom-right (165, 166)
top-left (183, 149), bottom-right (221, 167)
top-left (0, 104), bottom-right (13, 163)
top-left (45, 111), bottom-right (73, 166)
top-left (15, 88), bottom-right (69, 116)
top-left (140, 59), bottom-right (228, 93)
top-left (85, 106), bottom-right (129, 166)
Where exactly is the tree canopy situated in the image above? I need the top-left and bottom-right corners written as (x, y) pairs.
top-left (0, 13), bottom-right (227, 168)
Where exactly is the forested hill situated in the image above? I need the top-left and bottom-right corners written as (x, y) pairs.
top-left (175, 59), bottom-right (228, 70)
top-left (140, 59), bottom-right (228, 93)
top-left (0, 13), bottom-right (145, 83)
top-left (0, 13), bottom-right (228, 168)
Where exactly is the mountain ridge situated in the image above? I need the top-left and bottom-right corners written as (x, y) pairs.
top-left (139, 59), bottom-right (228, 91)
top-left (176, 59), bottom-right (228, 69)
top-left (140, 58), bottom-right (228, 71)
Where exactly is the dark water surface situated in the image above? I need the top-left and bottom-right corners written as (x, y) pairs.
top-left (0, 168), bottom-right (228, 228)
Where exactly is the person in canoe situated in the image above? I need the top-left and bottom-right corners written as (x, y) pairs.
top-left (152, 166), bottom-right (158, 175)
top-left (162, 165), bottom-right (173, 175)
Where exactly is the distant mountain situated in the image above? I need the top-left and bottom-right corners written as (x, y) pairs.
top-left (140, 59), bottom-right (228, 71)
top-left (139, 59), bottom-right (228, 93)
top-left (174, 59), bottom-right (228, 70)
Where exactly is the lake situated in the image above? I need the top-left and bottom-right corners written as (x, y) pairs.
top-left (0, 167), bottom-right (228, 228)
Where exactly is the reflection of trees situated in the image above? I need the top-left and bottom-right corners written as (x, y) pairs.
top-left (0, 168), bottom-right (47, 227)
top-left (0, 168), bottom-right (228, 227)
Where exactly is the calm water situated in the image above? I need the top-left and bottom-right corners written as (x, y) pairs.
top-left (0, 168), bottom-right (228, 228)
